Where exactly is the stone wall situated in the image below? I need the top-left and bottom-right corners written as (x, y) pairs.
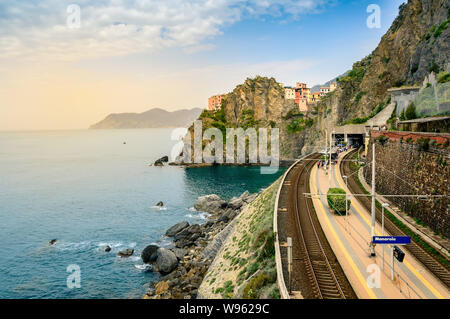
top-left (364, 135), bottom-right (450, 238)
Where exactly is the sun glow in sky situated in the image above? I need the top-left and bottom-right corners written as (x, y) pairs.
top-left (0, 0), bottom-right (405, 130)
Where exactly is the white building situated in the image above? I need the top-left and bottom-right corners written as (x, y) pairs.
top-left (284, 87), bottom-right (295, 100)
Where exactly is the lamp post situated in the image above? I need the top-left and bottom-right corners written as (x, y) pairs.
top-left (329, 131), bottom-right (332, 186)
top-left (370, 142), bottom-right (376, 257)
top-left (381, 202), bottom-right (389, 270)
top-left (343, 175), bottom-right (349, 229)
top-left (325, 129), bottom-right (328, 172)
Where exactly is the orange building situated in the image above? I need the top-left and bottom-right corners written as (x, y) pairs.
top-left (310, 92), bottom-right (321, 103)
top-left (208, 94), bottom-right (225, 111)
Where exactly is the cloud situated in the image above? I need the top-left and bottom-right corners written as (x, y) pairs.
top-left (0, 0), bottom-right (333, 62)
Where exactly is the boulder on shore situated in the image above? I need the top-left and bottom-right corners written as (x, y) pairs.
top-left (165, 221), bottom-right (189, 237)
top-left (228, 197), bottom-right (244, 210)
top-left (155, 281), bottom-right (169, 295)
top-left (141, 244), bottom-right (159, 263)
top-left (170, 248), bottom-right (187, 260)
top-left (155, 248), bottom-right (178, 274)
top-left (194, 194), bottom-right (227, 214)
top-left (117, 248), bottom-right (134, 257)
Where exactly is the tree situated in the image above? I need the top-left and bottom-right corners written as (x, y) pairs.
top-left (399, 109), bottom-right (406, 121)
top-left (405, 102), bottom-right (417, 120)
top-left (327, 188), bottom-right (351, 215)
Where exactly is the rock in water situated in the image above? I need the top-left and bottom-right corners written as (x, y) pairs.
top-left (155, 248), bottom-right (178, 274)
top-left (154, 160), bottom-right (164, 166)
top-left (156, 201), bottom-right (164, 207)
top-left (49, 239), bottom-right (57, 245)
top-left (105, 245), bottom-right (111, 252)
top-left (165, 221), bottom-right (189, 237)
top-left (154, 156), bottom-right (169, 166)
top-left (141, 244), bottom-right (159, 263)
top-left (117, 248), bottom-right (134, 257)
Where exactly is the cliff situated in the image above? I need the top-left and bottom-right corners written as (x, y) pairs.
top-left (89, 107), bottom-right (202, 129)
top-left (309, 0), bottom-right (450, 153)
top-left (182, 0), bottom-right (449, 161)
top-left (182, 76), bottom-right (316, 161)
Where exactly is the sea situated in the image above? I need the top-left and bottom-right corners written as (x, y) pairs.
top-left (0, 129), bottom-right (284, 299)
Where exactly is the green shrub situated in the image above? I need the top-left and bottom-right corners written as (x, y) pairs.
top-left (354, 91), bottom-right (367, 102)
top-left (246, 262), bottom-right (259, 279)
top-left (433, 19), bottom-right (449, 38)
top-left (215, 287), bottom-right (224, 294)
top-left (376, 135), bottom-right (389, 146)
top-left (428, 62), bottom-right (440, 74)
top-left (258, 232), bottom-right (275, 261)
top-left (405, 103), bottom-right (417, 120)
top-left (243, 273), bottom-right (271, 299)
top-left (327, 188), bottom-right (350, 215)
top-left (417, 138), bottom-right (430, 151)
top-left (437, 71), bottom-right (450, 83)
top-left (269, 287), bottom-right (281, 299)
top-left (286, 117), bottom-right (313, 133)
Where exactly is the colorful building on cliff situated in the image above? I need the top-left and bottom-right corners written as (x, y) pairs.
top-left (208, 94), bottom-right (225, 111)
top-left (295, 83), bottom-right (310, 112)
top-left (319, 82), bottom-right (337, 96)
top-left (283, 81), bottom-right (337, 110)
top-left (310, 92), bottom-right (321, 103)
top-left (284, 87), bottom-right (295, 100)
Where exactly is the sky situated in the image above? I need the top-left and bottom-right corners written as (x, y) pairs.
top-left (0, 0), bottom-right (406, 130)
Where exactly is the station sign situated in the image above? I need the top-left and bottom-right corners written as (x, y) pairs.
top-left (372, 236), bottom-right (411, 245)
top-left (393, 245), bottom-right (405, 262)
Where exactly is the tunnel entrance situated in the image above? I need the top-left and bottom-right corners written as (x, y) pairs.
top-left (332, 133), bottom-right (365, 148)
top-left (347, 134), bottom-right (364, 148)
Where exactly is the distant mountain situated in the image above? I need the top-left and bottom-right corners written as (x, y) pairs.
top-left (89, 107), bottom-right (203, 129)
top-left (310, 71), bottom-right (348, 93)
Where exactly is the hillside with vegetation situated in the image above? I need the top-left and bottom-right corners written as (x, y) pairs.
top-left (197, 178), bottom-right (281, 299)
top-left (183, 0), bottom-right (449, 161)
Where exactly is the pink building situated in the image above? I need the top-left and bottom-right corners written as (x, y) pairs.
top-left (295, 83), bottom-right (310, 111)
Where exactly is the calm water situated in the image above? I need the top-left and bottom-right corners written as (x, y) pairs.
top-left (0, 129), bottom-right (283, 299)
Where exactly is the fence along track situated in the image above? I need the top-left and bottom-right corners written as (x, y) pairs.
top-left (341, 149), bottom-right (450, 289)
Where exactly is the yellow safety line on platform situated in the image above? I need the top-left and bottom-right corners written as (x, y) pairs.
top-left (334, 159), bottom-right (444, 299)
top-left (311, 165), bottom-right (377, 299)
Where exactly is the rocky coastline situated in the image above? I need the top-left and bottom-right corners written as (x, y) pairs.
top-left (142, 190), bottom-right (259, 299)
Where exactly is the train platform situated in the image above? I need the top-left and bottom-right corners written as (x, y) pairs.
top-left (309, 152), bottom-right (450, 299)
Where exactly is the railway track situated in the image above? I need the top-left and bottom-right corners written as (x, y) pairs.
top-left (278, 153), bottom-right (356, 299)
top-left (341, 149), bottom-right (450, 289)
